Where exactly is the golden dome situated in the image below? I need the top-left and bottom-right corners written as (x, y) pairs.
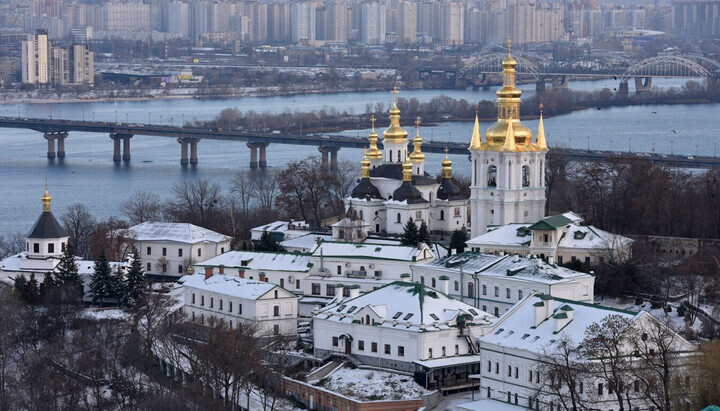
top-left (383, 87), bottom-right (408, 144)
top-left (483, 39), bottom-right (536, 153)
top-left (42, 181), bottom-right (52, 212)
top-left (367, 115), bottom-right (383, 160)
top-left (361, 149), bottom-right (371, 178)
top-left (409, 118), bottom-right (425, 163)
top-left (402, 157), bottom-right (412, 182)
top-left (441, 147), bottom-right (452, 179)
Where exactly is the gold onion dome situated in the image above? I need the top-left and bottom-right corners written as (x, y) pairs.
top-left (409, 118), bottom-right (425, 162)
top-left (441, 148), bottom-right (452, 179)
top-left (402, 157), bottom-right (413, 182)
top-left (360, 149), bottom-right (371, 178)
top-left (484, 38), bottom-right (535, 152)
top-left (368, 115), bottom-right (382, 160)
top-left (383, 87), bottom-right (408, 144)
top-left (42, 181), bottom-right (52, 212)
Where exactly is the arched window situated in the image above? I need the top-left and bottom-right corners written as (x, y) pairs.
top-left (396, 213), bottom-right (401, 223)
top-left (398, 150), bottom-right (401, 162)
top-left (468, 282), bottom-right (475, 298)
top-left (365, 315), bottom-right (370, 324)
top-left (487, 165), bottom-right (497, 187)
top-left (389, 150), bottom-right (393, 162)
top-left (440, 210), bottom-right (445, 220)
top-left (522, 165), bottom-right (530, 187)
top-left (360, 266), bottom-right (366, 272)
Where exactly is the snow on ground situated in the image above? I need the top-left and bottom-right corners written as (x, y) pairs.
top-left (81, 308), bottom-right (131, 321)
top-left (313, 366), bottom-right (429, 401)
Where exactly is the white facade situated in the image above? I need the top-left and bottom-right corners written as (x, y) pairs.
top-left (179, 273), bottom-right (299, 336)
top-left (412, 252), bottom-right (595, 317)
top-left (21, 31), bottom-right (49, 84)
top-left (122, 222), bottom-right (232, 279)
top-left (470, 293), bottom-right (696, 409)
top-left (313, 281), bottom-right (495, 373)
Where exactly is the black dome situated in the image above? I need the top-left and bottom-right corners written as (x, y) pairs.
top-left (27, 211), bottom-right (68, 239)
top-left (392, 181), bottom-right (427, 204)
top-left (350, 178), bottom-right (383, 200)
top-left (436, 177), bottom-right (466, 201)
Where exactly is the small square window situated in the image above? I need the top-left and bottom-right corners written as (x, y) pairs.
top-left (398, 346), bottom-right (405, 356)
top-left (371, 342), bottom-right (378, 352)
top-left (384, 344), bottom-right (391, 354)
top-left (358, 340), bottom-right (365, 350)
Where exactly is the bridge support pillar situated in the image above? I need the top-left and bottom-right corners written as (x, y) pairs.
top-left (110, 133), bottom-right (133, 162)
top-left (258, 143), bottom-right (269, 168)
top-left (318, 146), bottom-right (340, 172)
top-left (247, 142), bottom-right (268, 169)
top-left (189, 139), bottom-right (200, 164)
top-left (536, 80), bottom-right (546, 93)
top-left (634, 76), bottom-right (652, 92)
top-left (618, 81), bottom-right (629, 95)
top-left (56, 133), bottom-right (67, 158)
top-left (44, 134), bottom-right (56, 158)
top-left (552, 75), bottom-right (569, 89)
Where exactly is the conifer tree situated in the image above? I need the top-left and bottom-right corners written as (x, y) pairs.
top-left (121, 253), bottom-right (146, 309)
top-left (401, 217), bottom-right (419, 246)
top-left (449, 229), bottom-right (467, 253)
top-left (55, 243), bottom-right (82, 288)
top-left (255, 230), bottom-right (285, 252)
top-left (90, 251), bottom-right (115, 305)
top-left (417, 221), bottom-right (431, 245)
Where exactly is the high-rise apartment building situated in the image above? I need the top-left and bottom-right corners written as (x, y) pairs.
top-left (361, 3), bottom-right (386, 44)
top-left (70, 44), bottom-right (93, 84)
top-left (292, 2), bottom-right (316, 44)
top-left (21, 30), bottom-right (50, 84)
top-left (398, 1), bottom-right (417, 45)
top-left (167, 1), bottom-right (190, 37)
top-left (101, 2), bottom-right (150, 31)
top-left (440, 1), bottom-right (464, 45)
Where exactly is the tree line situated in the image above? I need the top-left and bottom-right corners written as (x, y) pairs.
top-left (192, 78), bottom-right (718, 134)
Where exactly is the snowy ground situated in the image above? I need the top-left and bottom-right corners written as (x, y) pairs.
top-left (312, 366), bottom-right (429, 402)
top-left (81, 308), bottom-right (131, 321)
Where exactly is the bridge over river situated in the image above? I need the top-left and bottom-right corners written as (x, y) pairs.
top-left (0, 116), bottom-right (717, 170)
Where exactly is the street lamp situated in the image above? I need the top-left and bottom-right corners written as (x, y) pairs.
top-left (115, 110), bottom-right (118, 123)
top-left (82, 109), bottom-right (85, 121)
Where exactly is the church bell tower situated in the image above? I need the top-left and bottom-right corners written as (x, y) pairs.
top-left (469, 41), bottom-right (548, 239)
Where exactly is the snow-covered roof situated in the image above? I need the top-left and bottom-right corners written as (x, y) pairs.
top-left (0, 253), bottom-right (125, 275)
top-left (413, 355), bottom-right (483, 368)
top-left (558, 223), bottom-right (633, 250)
top-left (280, 233), bottom-right (331, 251)
top-left (252, 221), bottom-right (290, 234)
top-left (311, 241), bottom-right (431, 262)
top-left (419, 252), bottom-right (591, 285)
top-left (177, 273), bottom-right (293, 300)
top-left (317, 281), bottom-right (494, 331)
top-left (308, 365), bottom-right (429, 401)
top-left (479, 292), bottom-right (640, 355)
top-left (458, 399), bottom-right (528, 411)
top-left (125, 222), bottom-right (230, 244)
top-left (468, 223), bottom-right (534, 247)
top-left (76, 260), bottom-right (125, 275)
top-left (195, 251), bottom-right (313, 272)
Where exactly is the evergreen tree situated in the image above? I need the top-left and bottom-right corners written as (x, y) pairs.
top-left (24, 273), bottom-right (40, 305)
top-left (401, 217), bottom-right (419, 246)
top-left (417, 221), bottom-right (431, 245)
top-left (449, 229), bottom-right (467, 253)
top-left (121, 253), bottom-right (146, 309)
top-left (90, 251), bottom-right (115, 305)
top-left (39, 271), bottom-right (58, 299)
top-left (255, 230), bottom-right (285, 252)
top-left (55, 243), bottom-right (82, 288)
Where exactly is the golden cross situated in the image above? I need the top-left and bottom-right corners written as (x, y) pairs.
top-left (507, 37), bottom-right (512, 54)
top-left (444, 147), bottom-right (449, 155)
top-left (391, 86), bottom-right (399, 105)
top-left (539, 103), bottom-right (544, 112)
top-left (370, 114), bottom-right (376, 129)
top-left (415, 117), bottom-right (421, 128)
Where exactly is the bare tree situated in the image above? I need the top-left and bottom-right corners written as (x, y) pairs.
top-left (629, 316), bottom-right (695, 411)
top-left (326, 159), bottom-right (359, 218)
top-left (121, 191), bottom-right (164, 226)
top-left (90, 216), bottom-right (130, 261)
top-left (164, 179), bottom-right (228, 232)
top-left (536, 334), bottom-right (591, 411)
top-left (0, 232), bottom-right (25, 259)
top-left (581, 314), bottom-right (635, 411)
top-left (61, 203), bottom-right (96, 259)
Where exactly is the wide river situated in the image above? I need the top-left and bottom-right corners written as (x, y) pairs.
top-left (0, 78), bottom-right (718, 235)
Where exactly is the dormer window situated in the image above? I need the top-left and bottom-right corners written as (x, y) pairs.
top-left (429, 313), bottom-right (440, 321)
top-left (573, 231), bottom-right (587, 240)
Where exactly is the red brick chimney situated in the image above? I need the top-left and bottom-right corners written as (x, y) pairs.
top-left (239, 270), bottom-right (245, 278)
top-left (219, 265), bottom-right (225, 274)
top-left (204, 267), bottom-right (213, 279)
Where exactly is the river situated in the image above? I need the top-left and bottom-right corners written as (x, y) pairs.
top-left (0, 78), bottom-right (717, 235)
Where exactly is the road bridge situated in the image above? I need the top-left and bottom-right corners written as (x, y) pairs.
top-left (0, 117), bottom-right (718, 170)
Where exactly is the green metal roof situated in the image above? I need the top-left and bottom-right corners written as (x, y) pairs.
top-left (528, 214), bottom-right (573, 230)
